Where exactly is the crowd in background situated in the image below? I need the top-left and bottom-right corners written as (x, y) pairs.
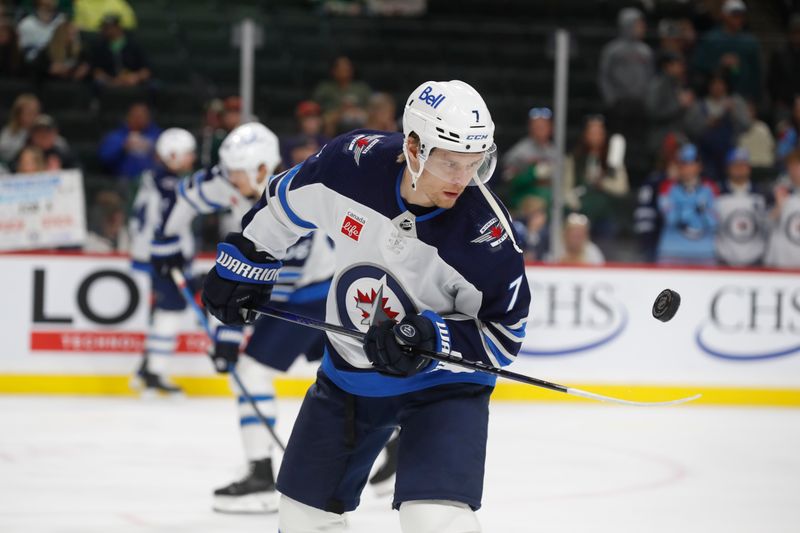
top-left (2, 0), bottom-right (800, 268)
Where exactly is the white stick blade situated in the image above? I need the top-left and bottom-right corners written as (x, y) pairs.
top-left (566, 387), bottom-right (702, 407)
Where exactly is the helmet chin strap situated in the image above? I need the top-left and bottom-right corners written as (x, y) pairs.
top-left (403, 138), bottom-right (425, 190)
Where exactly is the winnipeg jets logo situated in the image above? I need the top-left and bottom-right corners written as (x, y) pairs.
top-left (786, 213), bottom-right (800, 245)
top-left (354, 283), bottom-right (400, 326)
top-left (348, 134), bottom-right (384, 166)
top-left (336, 266), bottom-right (415, 333)
top-left (724, 209), bottom-right (757, 243)
top-left (471, 217), bottom-right (508, 248)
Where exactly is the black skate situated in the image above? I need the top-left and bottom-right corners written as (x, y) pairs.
top-left (213, 458), bottom-right (279, 514)
top-left (131, 357), bottom-right (183, 396)
top-left (369, 432), bottom-right (399, 496)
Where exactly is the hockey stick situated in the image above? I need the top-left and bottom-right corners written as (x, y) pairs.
top-left (253, 306), bottom-right (701, 408)
top-left (169, 268), bottom-right (287, 452)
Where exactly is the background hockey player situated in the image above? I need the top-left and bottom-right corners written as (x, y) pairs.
top-left (129, 127), bottom-right (198, 394)
top-left (201, 80), bottom-right (531, 533)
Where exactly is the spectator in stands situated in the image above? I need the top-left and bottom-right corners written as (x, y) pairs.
top-left (312, 55), bottom-right (372, 114)
top-left (199, 96), bottom-right (240, 168)
top-left (281, 100), bottom-right (330, 167)
top-left (502, 107), bottom-right (558, 211)
top-left (766, 149), bottom-right (800, 267)
top-left (634, 133), bottom-right (684, 262)
top-left (89, 13), bottom-right (150, 87)
top-left (365, 92), bottom-right (398, 132)
top-left (73, 0), bottom-right (137, 32)
top-left (511, 196), bottom-right (550, 262)
top-left (685, 72), bottom-right (751, 182)
top-left (13, 145), bottom-right (47, 173)
top-left (737, 101), bottom-right (775, 170)
top-left (16, 0), bottom-right (65, 64)
top-left (84, 190), bottom-right (130, 253)
top-left (598, 7), bottom-right (654, 152)
top-left (767, 14), bottom-right (800, 124)
top-left (656, 143), bottom-right (718, 265)
top-left (0, 17), bottom-right (23, 77)
top-left (564, 115), bottom-right (630, 241)
top-left (691, 0), bottom-right (761, 101)
top-left (26, 115), bottom-right (79, 170)
top-left (553, 213), bottom-right (605, 266)
top-left (198, 98), bottom-right (223, 168)
top-left (35, 18), bottom-right (89, 81)
top-left (715, 147), bottom-right (767, 266)
top-left (645, 51), bottom-right (694, 156)
top-left (776, 95), bottom-right (800, 168)
top-left (332, 93), bottom-right (368, 135)
top-left (98, 101), bottom-right (161, 181)
top-left (657, 18), bottom-right (696, 59)
top-left (0, 93), bottom-right (41, 164)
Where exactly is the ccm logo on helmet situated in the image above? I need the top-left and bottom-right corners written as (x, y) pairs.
top-left (466, 134), bottom-right (489, 140)
top-left (418, 86), bottom-right (446, 109)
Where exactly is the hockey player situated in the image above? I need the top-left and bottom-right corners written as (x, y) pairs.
top-left (130, 127), bottom-right (198, 394)
top-left (202, 80), bottom-right (531, 533)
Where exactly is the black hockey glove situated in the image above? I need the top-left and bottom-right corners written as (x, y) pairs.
top-left (209, 326), bottom-right (243, 373)
top-left (201, 233), bottom-right (282, 326)
top-left (151, 236), bottom-right (185, 278)
top-left (363, 314), bottom-right (437, 377)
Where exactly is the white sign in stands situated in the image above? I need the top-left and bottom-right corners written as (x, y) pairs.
top-left (0, 170), bottom-right (87, 251)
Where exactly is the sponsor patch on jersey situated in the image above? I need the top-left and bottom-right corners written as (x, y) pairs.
top-left (341, 209), bottom-right (367, 242)
top-left (347, 134), bottom-right (384, 166)
top-left (471, 217), bottom-right (508, 248)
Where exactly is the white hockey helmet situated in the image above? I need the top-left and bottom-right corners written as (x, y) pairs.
top-left (218, 121), bottom-right (281, 191)
top-left (402, 80), bottom-right (497, 188)
top-left (156, 128), bottom-right (197, 166)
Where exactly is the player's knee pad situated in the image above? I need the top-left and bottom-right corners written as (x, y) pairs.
top-left (235, 353), bottom-right (278, 393)
top-left (278, 495), bottom-right (346, 533)
top-left (150, 309), bottom-right (183, 337)
top-left (399, 500), bottom-right (481, 533)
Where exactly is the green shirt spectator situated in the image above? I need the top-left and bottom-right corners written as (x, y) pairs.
top-left (691, 0), bottom-right (762, 101)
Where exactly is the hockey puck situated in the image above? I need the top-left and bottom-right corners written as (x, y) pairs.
top-left (652, 289), bottom-right (681, 322)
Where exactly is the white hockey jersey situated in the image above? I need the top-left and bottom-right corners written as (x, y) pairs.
top-left (238, 130), bottom-right (531, 396)
top-left (715, 182), bottom-right (767, 266)
top-left (765, 188), bottom-right (800, 268)
top-left (129, 168), bottom-right (194, 268)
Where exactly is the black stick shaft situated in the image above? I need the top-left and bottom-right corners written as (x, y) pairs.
top-left (255, 306), bottom-right (568, 394)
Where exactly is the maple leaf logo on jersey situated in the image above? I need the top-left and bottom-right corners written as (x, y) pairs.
top-left (471, 217), bottom-right (508, 248)
top-left (354, 284), bottom-right (399, 326)
top-left (347, 134), bottom-right (384, 166)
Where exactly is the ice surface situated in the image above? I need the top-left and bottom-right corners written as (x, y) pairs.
top-left (0, 396), bottom-right (798, 533)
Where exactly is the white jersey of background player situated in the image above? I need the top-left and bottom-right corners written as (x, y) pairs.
top-left (766, 150), bottom-right (800, 267)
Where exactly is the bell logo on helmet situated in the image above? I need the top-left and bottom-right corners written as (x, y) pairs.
top-left (418, 86), bottom-right (446, 109)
